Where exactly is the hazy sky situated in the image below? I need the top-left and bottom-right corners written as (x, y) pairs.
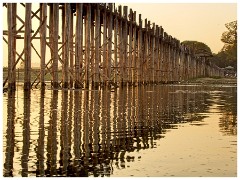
top-left (116, 3), bottom-right (237, 54)
top-left (1, 1), bottom-right (237, 67)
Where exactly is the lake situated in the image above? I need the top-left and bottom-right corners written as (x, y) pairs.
top-left (2, 83), bottom-right (237, 177)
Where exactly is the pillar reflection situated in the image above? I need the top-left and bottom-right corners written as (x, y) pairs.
top-left (4, 91), bottom-right (16, 177)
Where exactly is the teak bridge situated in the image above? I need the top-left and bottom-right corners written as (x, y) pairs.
top-left (3, 3), bottom-right (224, 90)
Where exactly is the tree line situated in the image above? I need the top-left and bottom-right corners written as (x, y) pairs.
top-left (182, 20), bottom-right (237, 71)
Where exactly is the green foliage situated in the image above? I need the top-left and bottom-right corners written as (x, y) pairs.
top-left (212, 20), bottom-right (237, 70)
top-left (181, 40), bottom-right (212, 55)
top-left (221, 20), bottom-right (237, 50)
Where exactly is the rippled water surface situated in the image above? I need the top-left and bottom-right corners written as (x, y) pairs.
top-left (3, 84), bottom-right (237, 177)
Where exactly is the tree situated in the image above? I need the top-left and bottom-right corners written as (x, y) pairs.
top-left (213, 20), bottom-right (237, 69)
top-left (221, 20), bottom-right (237, 51)
top-left (181, 40), bottom-right (212, 56)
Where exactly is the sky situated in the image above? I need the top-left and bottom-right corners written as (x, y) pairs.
top-left (1, 1), bottom-right (238, 67)
top-left (116, 3), bottom-right (237, 54)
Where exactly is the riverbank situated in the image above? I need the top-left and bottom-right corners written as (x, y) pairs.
top-left (182, 77), bottom-right (237, 85)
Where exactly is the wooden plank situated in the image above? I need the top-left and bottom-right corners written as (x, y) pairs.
top-left (24, 3), bottom-right (32, 90)
top-left (40, 3), bottom-right (47, 88)
top-left (75, 3), bottom-right (83, 89)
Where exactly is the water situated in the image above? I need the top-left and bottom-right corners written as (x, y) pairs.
top-left (2, 84), bottom-right (237, 177)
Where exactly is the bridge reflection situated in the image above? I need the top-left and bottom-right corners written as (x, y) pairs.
top-left (3, 85), bottom-right (237, 177)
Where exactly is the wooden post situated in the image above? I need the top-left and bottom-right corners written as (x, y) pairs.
top-left (118, 5), bottom-right (123, 85)
top-left (90, 20), bottom-right (94, 86)
top-left (93, 4), bottom-right (100, 88)
top-left (155, 26), bottom-right (159, 83)
top-left (151, 23), bottom-right (155, 84)
top-left (113, 8), bottom-right (118, 85)
top-left (62, 3), bottom-right (70, 88)
top-left (137, 14), bottom-right (142, 85)
top-left (128, 9), bottom-right (133, 85)
top-left (24, 3), bottom-right (32, 90)
top-left (85, 3), bottom-right (91, 88)
top-left (40, 3), bottom-right (47, 88)
top-left (107, 4), bottom-right (113, 87)
top-left (132, 11), bottom-right (137, 85)
top-left (12, 4), bottom-right (17, 89)
top-left (159, 27), bottom-right (164, 83)
top-left (169, 36), bottom-right (173, 82)
top-left (102, 5), bottom-right (107, 86)
top-left (69, 8), bottom-right (74, 88)
top-left (143, 19), bottom-right (148, 84)
top-left (52, 3), bottom-right (59, 88)
top-left (122, 6), bottom-right (128, 86)
top-left (75, 3), bottom-right (83, 89)
top-left (7, 3), bottom-right (14, 90)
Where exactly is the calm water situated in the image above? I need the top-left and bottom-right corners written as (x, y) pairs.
top-left (3, 84), bottom-right (237, 177)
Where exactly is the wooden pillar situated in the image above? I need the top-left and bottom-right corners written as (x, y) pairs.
top-left (137, 14), bottom-right (142, 85)
top-left (7, 3), bottom-right (14, 90)
top-left (169, 37), bottom-right (174, 82)
top-left (118, 6), bottom-right (123, 85)
top-left (113, 9), bottom-right (118, 85)
top-left (69, 9), bottom-right (74, 88)
top-left (143, 19), bottom-right (148, 84)
top-left (75, 3), bottom-right (83, 89)
top-left (151, 23), bottom-right (155, 84)
top-left (90, 20), bottom-right (94, 86)
top-left (102, 5), bottom-right (107, 85)
top-left (85, 3), bottom-right (91, 88)
top-left (107, 4), bottom-right (113, 86)
top-left (93, 4), bottom-right (100, 88)
top-left (62, 3), bottom-right (70, 88)
top-left (128, 9), bottom-right (133, 85)
top-left (132, 11), bottom-right (137, 85)
top-left (40, 3), bottom-right (47, 88)
top-left (12, 3), bottom-right (17, 90)
top-left (122, 6), bottom-right (128, 86)
top-left (159, 27), bottom-right (164, 83)
top-left (52, 3), bottom-right (59, 88)
top-left (24, 3), bottom-right (32, 90)
top-left (162, 32), bottom-right (167, 83)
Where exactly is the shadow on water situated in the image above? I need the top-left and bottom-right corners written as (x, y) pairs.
top-left (3, 84), bottom-right (237, 177)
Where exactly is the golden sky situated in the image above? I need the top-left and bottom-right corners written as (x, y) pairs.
top-left (117, 3), bottom-right (237, 54)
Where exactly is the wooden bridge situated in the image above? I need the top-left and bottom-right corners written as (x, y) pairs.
top-left (3, 3), bottom-right (224, 90)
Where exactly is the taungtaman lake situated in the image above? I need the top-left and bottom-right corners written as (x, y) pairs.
top-left (3, 83), bottom-right (237, 177)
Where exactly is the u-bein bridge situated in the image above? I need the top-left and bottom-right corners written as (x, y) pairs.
top-left (3, 3), bottom-right (224, 90)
